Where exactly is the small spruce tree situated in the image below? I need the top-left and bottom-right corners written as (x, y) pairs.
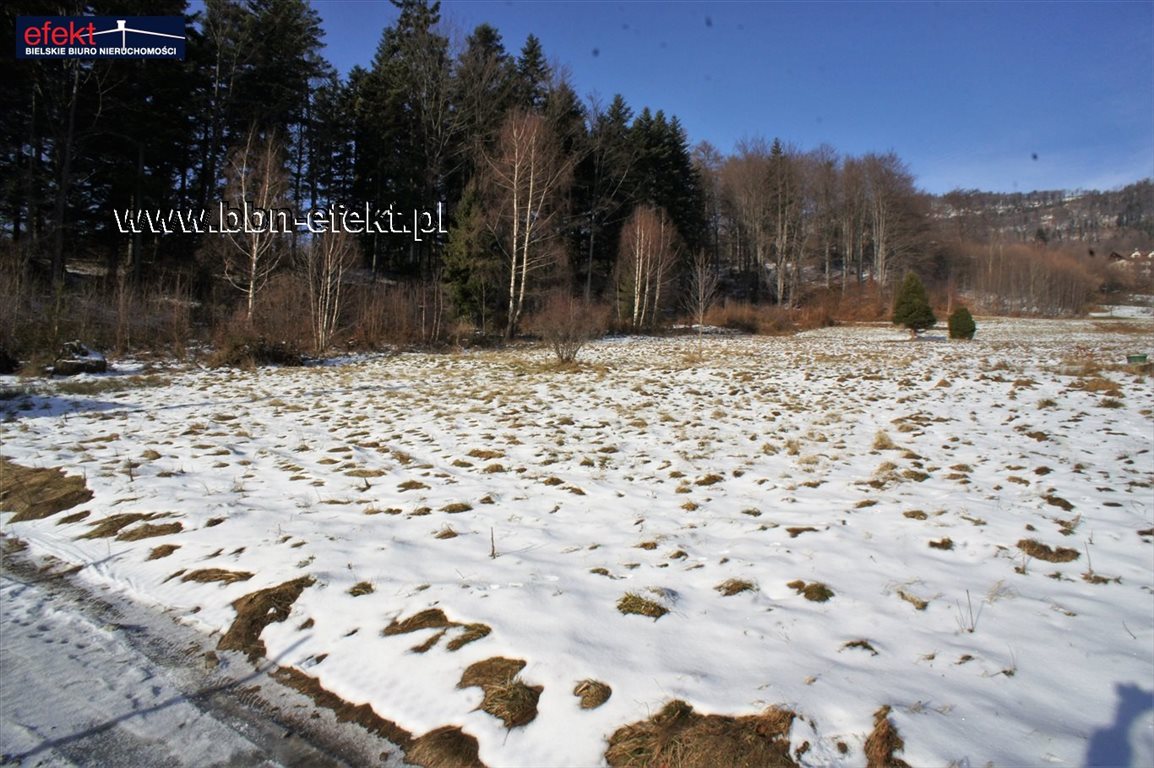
top-left (892, 273), bottom-right (936, 338)
top-left (948, 306), bottom-right (976, 340)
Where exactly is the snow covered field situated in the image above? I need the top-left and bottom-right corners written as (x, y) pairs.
top-left (2, 317), bottom-right (1153, 767)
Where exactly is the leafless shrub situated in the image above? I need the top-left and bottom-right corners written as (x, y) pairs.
top-left (525, 292), bottom-right (609, 363)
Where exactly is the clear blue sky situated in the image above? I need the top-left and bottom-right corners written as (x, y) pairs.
top-left (311, 0), bottom-right (1152, 195)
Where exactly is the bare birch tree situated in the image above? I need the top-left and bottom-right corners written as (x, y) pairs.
top-left (685, 248), bottom-right (720, 330)
top-left (481, 110), bottom-right (573, 337)
top-left (300, 229), bottom-right (357, 354)
top-left (221, 128), bottom-right (290, 325)
top-left (618, 205), bottom-right (679, 329)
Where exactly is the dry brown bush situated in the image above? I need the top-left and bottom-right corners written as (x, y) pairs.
top-left (524, 292), bottom-right (609, 362)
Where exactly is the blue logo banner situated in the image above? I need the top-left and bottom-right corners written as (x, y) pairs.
top-left (16, 16), bottom-right (186, 60)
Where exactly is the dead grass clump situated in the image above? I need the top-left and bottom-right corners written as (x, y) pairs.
top-left (182, 568), bottom-right (254, 585)
top-left (604, 699), bottom-right (796, 768)
top-left (864, 705), bottom-right (911, 768)
top-left (928, 538), bottom-right (954, 550)
top-left (146, 544), bottom-right (180, 560)
top-left (574, 679), bottom-right (613, 709)
top-left (435, 526), bottom-right (458, 539)
top-left (407, 725), bottom-right (485, 768)
top-left (80, 513), bottom-right (155, 539)
top-left (695, 473), bottom-right (724, 486)
top-left (348, 581), bottom-right (374, 597)
top-left (617, 592), bottom-right (669, 619)
top-left (716, 579), bottom-right (756, 596)
top-left (1071, 375), bottom-right (1122, 397)
top-left (398, 479), bottom-right (429, 491)
top-left (467, 448), bottom-right (504, 461)
top-left (458, 657), bottom-right (541, 728)
top-left (872, 431), bottom-right (899, 451)
top-left (219, 577), bottom-right (314, 660)
top-left (384, 608), bottom-right (454, 636)
top-left (117, 521), bottom-right (183, 541)
top-left (902, 510), bottom-right (927, 520)
top-left (898, 590), bottom-right (929, 611)
top-left (842, 640), bottom-right (879, 655)
top-left (1017, 539), bottom-right (1079, 563)
top-left (786, 526), bottom-right (819, 538)
top-left (0, 458), bottom-right (93, 523)
top-left (1042, 493), bottom-right (1074, 512)
top-left (786, 580), bottom-right (834, 602)
top-left (442, 502), bottom-right (472, 513)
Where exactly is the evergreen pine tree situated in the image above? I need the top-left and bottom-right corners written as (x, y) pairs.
top-left (892, 272), bottom-right (936, 337)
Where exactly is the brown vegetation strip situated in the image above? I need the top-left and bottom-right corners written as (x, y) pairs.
top-left (80, 513), bottom-right (158, 539)
top-left (0, 457), bottom-right (93, 523)
top-left (182, 568), bottom-right (253, 585)
top-left (271, 666), bottom-right (485, 768)
top-left (864, 705), bottom-right (911, 768)
top-left (118, 522), bottom-right (183, 541)
top-left (217, 576), bottom-right (310, 660)
top-left (383, 608), bottom-right (491, 653)
top-left (605, 699), bottom-right (796, 768)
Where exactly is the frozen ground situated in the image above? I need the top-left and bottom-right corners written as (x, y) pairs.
top-left (2, 317), bottom-right (1153, 766)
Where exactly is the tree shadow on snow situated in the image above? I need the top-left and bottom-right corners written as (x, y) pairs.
top-left (1085, 683), bottom-right (1154, 767)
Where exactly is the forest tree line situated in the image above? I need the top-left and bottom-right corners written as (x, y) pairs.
top-left (2, 0), bottom-right (1151, 359)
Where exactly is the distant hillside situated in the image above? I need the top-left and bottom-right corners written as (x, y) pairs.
top-left (932, 179), bottom-right (1153, 247)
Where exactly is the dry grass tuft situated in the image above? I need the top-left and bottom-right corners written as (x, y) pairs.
top-left (80, 513), bottom-right (157, 539)
top-left (182, 568), bottom-right (254, 585)
top-left (604, 699), bottom-right (796, 768)
top-left (146, 544), bottom-right (180, 560)
top-left (842, 640), bottom-right (879, 655)
top-left (218, 577), bottom-right (313, 660)
top-left (441, 502), bottom-right (472, 513)
top-left (1017, 539), bottom-right (1079, 563)
top-left (786, 580), bottom-right (834, 602)
top-left (715, 579), bottom-right (756, 596)
top-left (0, 458), bottom-right (93, 523)
top-left (864, 705), bottom-right (911, 768)
top-left (384, 608), bottom-right (454, 636)
top-left (872, 431), bottom-right (899, 451)
top-left (786, 526), bottom-right (819, 538)
top-left (695, 474), bottom-right (724, 486)
top-left (617, 592), bottom-right (669, 619)
top-left (348, 581), bottom-right (374, 597)
top-left (117, 521), bottom-right (183, 541)
top-left (407, 725), bottom-right (485, 768)
top-left (574, 679), bottom-right (613, 709)
top-left (458, 657), bottom-right (541, 728)
top-left (897, 590), bottom-right (928, 610)
top-left (928, 537), bottom-right (954, 550)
